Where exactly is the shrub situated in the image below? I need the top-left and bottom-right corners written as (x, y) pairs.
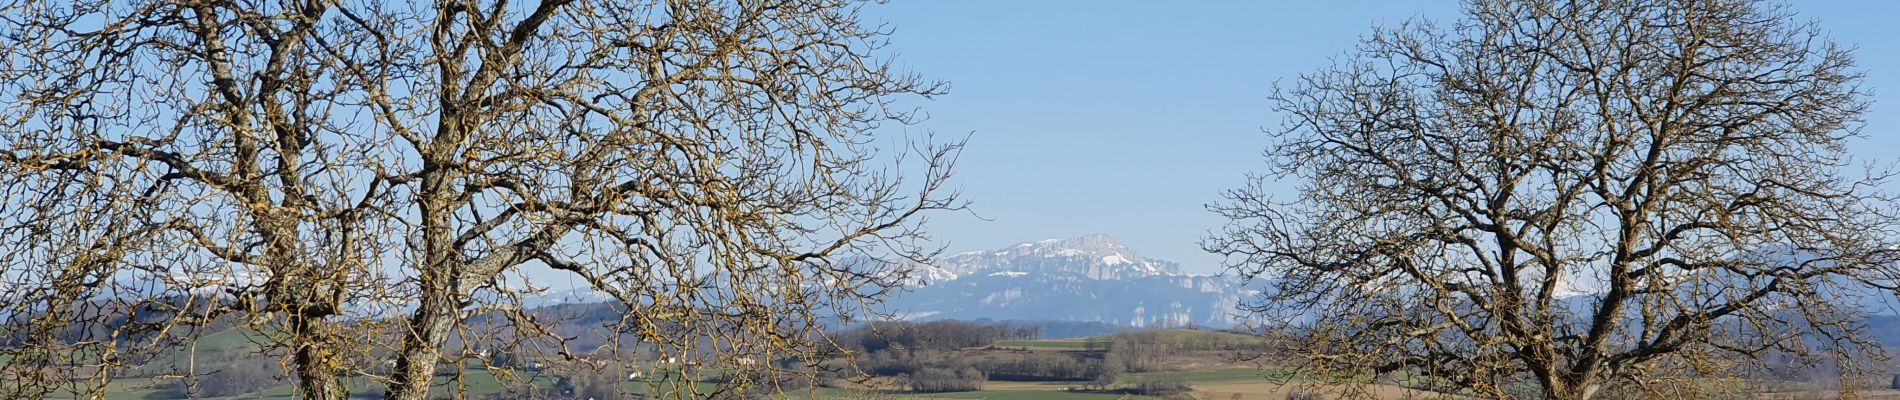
top-left (973, 352), bottom-right (1105, 381)
top-left (157, 358), bottom-right (288, 398)
top-left (554, 367), bottom-right (624, 400)
top-left (1128, 377), bottom-right (1192, 396)
top-left (904, 367), bottom-right (983, 393)
top-left (1088, 368), bottom-right (1118, 391)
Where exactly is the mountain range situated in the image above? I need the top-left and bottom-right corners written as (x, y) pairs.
top-left (506, 234), bottom-right (1251, 329)
top-left (511, 236), bottom-right (1900, 331)
top-left (882, 234), bottom-right (1249, 328)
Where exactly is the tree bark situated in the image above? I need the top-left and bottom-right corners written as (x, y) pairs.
top-left (262, 206), bottom-right (348, 400)
top-left (386, 291), bottom-right (455, 400)
top-left (1543, 377), bottom-right (1599, 400)
top-left (292, 315), bottom-right (347, 400)
top-left (386, 163), bottom-right (462, 400)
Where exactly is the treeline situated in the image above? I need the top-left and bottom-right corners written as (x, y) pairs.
top-left (828, 319), bottom-right (1131, 354)
top-left (2, 294), bottom-right (237, 348)
top-left (828, 320), bottom-right (1113, 392)
top-left (831, 320), bottom-right (1035, 353)
top-left (859, 349), bottom-right (1109, 382)
top-left (903, 367), bottom-right (986, 393)
top-left (965, 319), bottom-right (1127, 339)
top-left (823, 321), bottom-right (1264, 394)
top-left (1101, 329), bottom-right (1267, 373)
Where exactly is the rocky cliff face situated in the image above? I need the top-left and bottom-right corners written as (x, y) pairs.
top-left (885, 235), bottom-right (1246, 328)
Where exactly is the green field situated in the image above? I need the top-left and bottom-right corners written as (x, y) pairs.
top-left (996, 329), bottom-right (1257, 351)
top-left (41, 328), bottom-right (1306, 399)
top-left (992, 339), bottom-right (1097, 350)
top-left (1122, 368), bottom-right (1267, 384)
top-left (806, 386), bottom-right (1160, 400)
top-left (886, 390), bottom-right (1156, 399)
top-left (91, 370), bottom-right (531, 400)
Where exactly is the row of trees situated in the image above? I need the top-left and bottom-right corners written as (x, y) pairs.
top-left (833, 320), bottom-right (1040, 354)
top-left (1094, 330), bottom-right (1267, 373)
top-left (1125, 377), bottom-right (1193, 397)
top-left (901, 367), bottom-right (986, 393)
top-left (0, 0), bottom-right (962, 399)
top-left (837, 325), bottom-right (1267, 393)
top-left (856, 347), bottom-right (1106, 381)
top-left (834, 321), bottom-right (1112, 392)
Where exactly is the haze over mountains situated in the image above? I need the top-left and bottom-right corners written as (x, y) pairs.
top-left (884, 234), bottom-right (1250, 328)
top-left (515, 234), bottom-right (1253, 328)
top-left (510, 235), bottom-right (1900, 331)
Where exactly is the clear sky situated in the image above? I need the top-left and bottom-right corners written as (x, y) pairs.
top-left (863, 1), bottom-right (1900, 275)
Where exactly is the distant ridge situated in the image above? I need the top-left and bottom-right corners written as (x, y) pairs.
top-left (885, 234), bottom-right (1249, 328)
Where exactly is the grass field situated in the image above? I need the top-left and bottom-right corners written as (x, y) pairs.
top-left (77, 366), bottom-right (555, 400)
top-left (49, 328), bottom-right (1789, 400)
top-left (886, 390), bottom-right (1154, 399)
top-left (995, 329), bottom-right (1259, 352)
top-left (809, 386), bottom-right (1159, 400)
top-left (1123, 368), bottom-right (1267, 384)
top-left (37, 326), bottom-right (1900, 400)
top-left (45, 327), bottom-right (1350, 399)
top-left (992, 338), bottom-right (1097, 350)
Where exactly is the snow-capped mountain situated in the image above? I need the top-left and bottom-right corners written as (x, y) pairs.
top-left (517, 287), bottom-right (616, 308)
top-left (907, 234), bottom-right (1186, 284)
top-left (414, 234), bottom-right (1253, 328)
top-left (885, 234), bottom-right (1247, 328)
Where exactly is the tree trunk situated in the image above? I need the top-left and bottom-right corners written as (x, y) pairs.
top-left (385, 291), bottom-right (456, 400)
top-left (1544, 379), bottom-right (1599, 400)
top-left (292, 315), bottom-right (347, 400)
top-left (262, 210), bottom-right (348, 400)
top-left (386, 169), bottom-right (461, 400)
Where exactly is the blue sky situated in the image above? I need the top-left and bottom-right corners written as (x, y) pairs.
top-left (864, 1), bottom-right (1900, 275)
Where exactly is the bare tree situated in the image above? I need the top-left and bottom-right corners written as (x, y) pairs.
top-left (1206, 1), bottom-right (1900, 399)
top-left (0, 0), bottom-right (960, 399)
top-left (1, 1), bottom-right (398, 398)
top-left (369, 0), bottom-right (961, 398)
